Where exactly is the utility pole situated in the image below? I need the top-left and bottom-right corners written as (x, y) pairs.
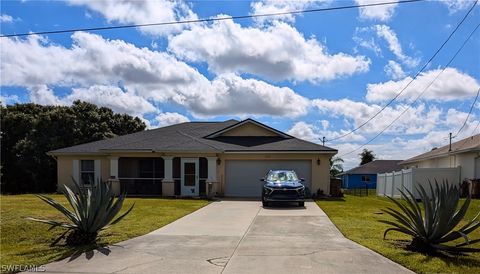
top-left (449, 132), bottom-right (452, 152)
top-left (322, 136), bottom-right (325, 146)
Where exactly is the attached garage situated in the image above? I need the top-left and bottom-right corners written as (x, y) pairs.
top-left (225, 160), bottom-right (312, 197)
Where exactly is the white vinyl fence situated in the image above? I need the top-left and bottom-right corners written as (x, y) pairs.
top-left (377, 167), bottom-right (461, 199)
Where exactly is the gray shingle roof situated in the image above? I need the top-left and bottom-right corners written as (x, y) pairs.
top-left (342, 160), bottom-right (403, 175)
top-left (401, 134), bottom-right (480, 164)
top-left (49, 119), bottom-right (337, 154)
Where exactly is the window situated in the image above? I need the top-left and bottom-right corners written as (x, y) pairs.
top-left (361, 175), bottom-right (371, 182)
top-left (138, 158), bottom-right (164, 178)
top-left (139, 159), bottom-right (154, 178)
top-left (81, 160), bottom-right (95, 184)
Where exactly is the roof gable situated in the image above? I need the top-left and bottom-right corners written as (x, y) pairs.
top-left (205, 119), bottom-right (291, 138)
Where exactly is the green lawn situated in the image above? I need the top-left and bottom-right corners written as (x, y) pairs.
top-left (0, 194), bottom-right (209, 272)
top-left (317, 195), bottom-right (480, 274)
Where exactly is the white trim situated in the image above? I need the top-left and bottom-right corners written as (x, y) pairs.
top-left (206, 157), bottom-right (218, 183)
top-left (224, 151), bottom-right (337, 154)
top-left (402, 148), bottom-right (480, 165)
top-left (118, 177), bottom-right (165, 180)
top-left (109, 157), bottom-right (119, 179)
top-left (162, 156), bottom-right (174, 183)
top-left (72, 160), bottom-right (80, 183)
top-left (181, 158), bottom-right (199, 196)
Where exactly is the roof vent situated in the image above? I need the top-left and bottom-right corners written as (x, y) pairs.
top-left (431, 147), bottom-right (438, 151)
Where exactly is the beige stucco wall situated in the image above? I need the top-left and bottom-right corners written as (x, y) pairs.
top-left (56, 155), bottom-right (110, 192)
top-left (56, 152), bottom-right (334, 196)
top-left (219, 123), bottom-right (279, 137)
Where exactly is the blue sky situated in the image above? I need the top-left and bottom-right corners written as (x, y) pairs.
top-left (1, 0), bottom-right (479, 168)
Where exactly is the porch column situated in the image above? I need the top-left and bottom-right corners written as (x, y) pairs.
top-left (162, 156), bottom-right (175, 196)
top-left (206, 157), bottom-right (218, 183)
top-left (108, 157), bottom-right (120, 196)
top-left (206, 157), bottom-right (218, 197)
top-left (109, 157), bottom-right (119, 179)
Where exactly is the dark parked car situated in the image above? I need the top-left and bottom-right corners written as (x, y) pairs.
top-left (261, 170), bottom-right (306, 207)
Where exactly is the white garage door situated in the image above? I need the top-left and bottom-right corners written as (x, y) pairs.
top-left (225, 160), bottom-right (312, 197)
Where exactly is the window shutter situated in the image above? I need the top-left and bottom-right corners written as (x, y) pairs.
top-left (94, 160), bottom-right (101, 183)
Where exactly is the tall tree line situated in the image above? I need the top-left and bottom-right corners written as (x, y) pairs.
top-left (1, 101), bottom-right (146, 193)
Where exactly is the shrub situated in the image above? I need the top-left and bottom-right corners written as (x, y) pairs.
top-left (27, 179), bottom-right (134, 246)
top-left (381, 181), bottom-right (480, 253)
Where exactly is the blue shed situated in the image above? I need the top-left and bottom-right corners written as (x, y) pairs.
top-left (341, 160), bottom-right (402, 189)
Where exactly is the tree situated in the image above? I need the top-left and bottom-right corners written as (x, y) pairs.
top-left (359, 148), bottom-right (375, 165)
top-left (330, 156), bottom-right (344, 177)
top-left (0, 101), bottom-right (146, 193)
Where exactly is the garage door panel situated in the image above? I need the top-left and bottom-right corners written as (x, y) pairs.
top-left (225, 160), bottom-right (311, 197)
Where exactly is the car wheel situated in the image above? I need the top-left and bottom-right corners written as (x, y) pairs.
top-left (262, 201), bottom-right (268, 207)
top-left (299, 201), bottom-right (305, 207)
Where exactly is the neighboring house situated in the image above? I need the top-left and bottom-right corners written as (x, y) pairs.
top-left (49, 118), bottom-right (337, 197)
top-left (341, 160), bottom-right (402, 189)
top-left (401, 134), bottom-right (480, 181)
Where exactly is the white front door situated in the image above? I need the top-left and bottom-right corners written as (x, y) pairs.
top-left (181, 158), bottom-right (199, 196)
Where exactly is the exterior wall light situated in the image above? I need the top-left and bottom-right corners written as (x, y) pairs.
top-left (217, 158), bottom-right (221, 165)
top-left (317, 158), bottom-right (321, 166)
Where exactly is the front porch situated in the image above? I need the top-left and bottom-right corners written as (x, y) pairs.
top-left (110, 156), bottom-right (218, 197)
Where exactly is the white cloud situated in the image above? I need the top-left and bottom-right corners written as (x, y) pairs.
top-left (353, 33), bottom-right (382, 56)
top-left (355, 0), bottom-right (398, 21)
top-left (67, 0), bottom-right (197, 36)
top-left (1, 32), bottom-right (310, 118)
top-left (66, 85), bottom-right (157, 117)
top-left (28, 85), bottom-right (65, 105)
top-left (155, 112), bottom-right (190, 128)
top-left (0, 94), bottom-right (19, 106)
top-left (384, 60), bottom-right (406, 79)
top-left (312, 98), bottom-right (444, 135)
top-left (438, 0), bottom-right (473, 13)
top-left (250, 0), bottom-right (328, 24)
top-left (0, 14), bottom-right (13, 23)
top-left (288, 121), bottom-right (366, 144)
top-left (25, 84), bottom-right (157, 117)
top-left (374, 24), bottom-right (419, 68)
top-left (169, 20), bottom-right (370, 83)
top-left (188, 73), bottom-right (310, 117)
top-left (287, 121), bottom-right (319, 142)
top-left (366, 67), bottom-right (480, 102)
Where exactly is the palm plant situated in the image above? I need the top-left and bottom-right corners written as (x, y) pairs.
top-left (330, 156), bottom-right (344, 177)
top-left (381, 181), bottom-right (480, 253)
top-left (27, 179), bottom-right (134, 246)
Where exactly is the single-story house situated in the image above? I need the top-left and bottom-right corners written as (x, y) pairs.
top-left (48, 118), bottom-right (337, 197)
top-left (401, 133), bottom-right (480, 181)
top-left (341, 160), bottom-right (402, 189)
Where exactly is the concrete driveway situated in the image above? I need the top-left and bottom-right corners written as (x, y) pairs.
top-left (41, 200), bottom-right (413, 274)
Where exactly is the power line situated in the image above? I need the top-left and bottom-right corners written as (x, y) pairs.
top-left (325, 0), bottom-right (478, 143)
top-left (471, 120), bottom-right (480, 135)
top-left (0, 0), bottom-right (425, 38)
top-left (338, 20), bottom-right (480, 157)
top-left (453, 87), bottom-right (480, 138)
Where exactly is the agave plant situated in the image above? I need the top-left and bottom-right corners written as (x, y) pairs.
top-left (27, 179), bottom-right (134, 246)
top-left (381, 181), bottom-right (480, 253)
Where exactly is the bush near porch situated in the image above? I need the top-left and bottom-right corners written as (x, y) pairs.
top-left (0, 194), bottom-right (209, 273)
top-left (316, 195), bottom-right (480, 274)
